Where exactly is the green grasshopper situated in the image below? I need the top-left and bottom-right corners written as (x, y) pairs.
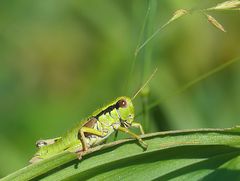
top-left (29, 69), bottom-right (157, 164)
top-left (30, 96), bottom-right (147, 163)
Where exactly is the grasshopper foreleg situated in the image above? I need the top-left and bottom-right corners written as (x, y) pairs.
top-left (114, 125), bottom-right (148, 149)
top-left (131, 122), bottom-right (145, 135)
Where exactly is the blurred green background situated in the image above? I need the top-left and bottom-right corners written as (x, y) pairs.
top-left (0, 0), bottom-right (239, 177)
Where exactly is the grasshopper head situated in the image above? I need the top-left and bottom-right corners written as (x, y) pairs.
top-left (116, 96), bottom-right (134, 128)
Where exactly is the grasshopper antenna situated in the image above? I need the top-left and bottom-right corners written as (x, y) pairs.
top-left (132, 67), bottom-right (158, 100)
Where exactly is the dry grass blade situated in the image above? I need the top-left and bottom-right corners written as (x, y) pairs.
top-left (205, 14), bottom-right (226, 32)
top-left (207, 0), bottom-right (240, 10)
top-left (135, 9), bottom-right (188, 56)
top-left (168, 9), bottom-right (188, 23)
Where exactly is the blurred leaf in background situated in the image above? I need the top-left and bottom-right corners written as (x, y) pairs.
top-left (0, 0), bottom-right (239, 177)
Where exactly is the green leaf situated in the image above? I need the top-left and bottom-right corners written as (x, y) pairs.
top-left (1, 127), bottom-right (240, 181)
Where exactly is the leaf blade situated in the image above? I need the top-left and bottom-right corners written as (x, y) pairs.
top-left (1, 127), bottom-right (240, 181)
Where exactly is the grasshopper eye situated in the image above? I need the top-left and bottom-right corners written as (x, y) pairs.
top-left (118, 99), bottom-right (127, 108)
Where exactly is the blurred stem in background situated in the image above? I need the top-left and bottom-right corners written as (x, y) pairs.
top-left (136, 0), bottom-right (157, 132)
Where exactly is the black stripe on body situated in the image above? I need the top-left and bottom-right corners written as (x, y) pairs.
top-left (95, 102), bottom-right (120, 119)
top-left (94, 101), bottom-right (127, 128)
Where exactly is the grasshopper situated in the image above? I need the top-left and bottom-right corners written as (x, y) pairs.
top-left (30, 96), bottom-right (147, 163)
top-left (29, 69), bottom-right (158, 164)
